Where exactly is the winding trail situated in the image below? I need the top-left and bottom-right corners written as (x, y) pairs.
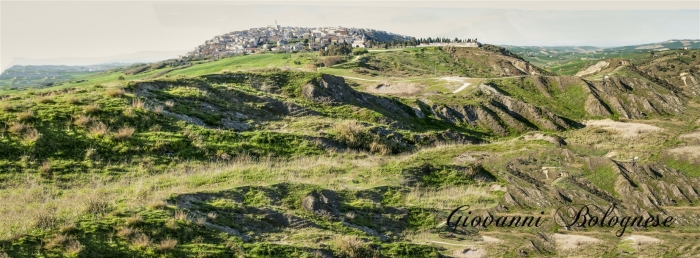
top-left (452, 83), bottom-right (471, 93)
top-left (441, 77), bottom-right (473, 93)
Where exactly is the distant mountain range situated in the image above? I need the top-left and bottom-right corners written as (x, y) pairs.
top-left (609, 39), bottom-right (700, 51)
top-left (504, 39), bottom-right (700, 53)
top-left (2, 50), bottom-right (188, 74)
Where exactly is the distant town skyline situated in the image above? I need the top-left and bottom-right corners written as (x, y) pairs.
top-left (2, 1), bottom-right (699, 72)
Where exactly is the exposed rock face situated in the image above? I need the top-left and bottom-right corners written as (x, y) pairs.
top-left (441, 45), bottom-right (547, 77)
top-left (129, 76), bottom-right (316, 129)
top-left (613, 162), bottom-right (700, 212)
top-left (584, 76), bottom-right (684, 119)
top-left (576, 61), bottom-right (610, 77)
top-left (302, 74), bottom-right (413, 120)
top-left (424, 83), bottom-right (578, 136)
top-left (504, 56), bottom-right (543, 76)
top-left (302, 74), bottom-right (358, 105)
top-left (680, 72), bottom-right (700, 96)
top-left (302, 189), bottom-right (341, 220)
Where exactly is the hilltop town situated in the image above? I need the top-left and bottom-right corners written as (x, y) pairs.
top-left (184, 23), bottom-right (482, 59)
top-left (184, 23), bottom-right (412, 58)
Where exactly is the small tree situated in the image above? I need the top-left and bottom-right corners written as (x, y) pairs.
top-left (352, 48), bottom-right (368, 56)
top-left (118, 76), bottom-right (125, 80)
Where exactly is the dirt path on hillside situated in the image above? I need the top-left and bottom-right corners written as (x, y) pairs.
top-left (441, 76), bottom-right (473, 93)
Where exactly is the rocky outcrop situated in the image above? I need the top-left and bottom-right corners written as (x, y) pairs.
top-left (586, 76), bottom-right (684, 118)
top-left (505, 56), bottom-right (543, 76)
top-left (302, 74), bottom-right (413, 120)
top-left (575, 61), bottom-right (609, 77)
top-left (302, 189), bottom-right (341, 220)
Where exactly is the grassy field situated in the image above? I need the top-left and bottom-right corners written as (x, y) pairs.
top-left (168, 53), bottom-right (316, 77)
top-left (2, 46), bottom-right (700, 257)
top-left (507, 45), bottom-right (656, 75)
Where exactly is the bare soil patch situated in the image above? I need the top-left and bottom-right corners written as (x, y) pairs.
top-left (452, 247), bottom-right (488, 258)
top-left (668, 146), bottom-right (700, 158)
top-left (576, 61), bottom-right (609, 77)
top-left (553, 234), bottom-right (601, 250)
top-left (679, 131), bottom-right (700, 140)
top-left (482, 235), bottom-right (503, 244)
top-left (365, 82), bottom-right (424, 96)
top-left (584, 119), bottom-right (662, 138)
top-left (623, 235), bottom-right (663, 245)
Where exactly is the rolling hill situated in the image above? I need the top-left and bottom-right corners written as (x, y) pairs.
top-left (1, 44), bottom-right (700, 257)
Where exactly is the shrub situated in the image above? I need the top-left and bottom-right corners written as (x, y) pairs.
top-left (334, 121), bottom-right (401, 154)
top-left (165, 219), bottom-right (178, 230)
top-left (85, 148), bottom-right (97, 160)
top-left (321, 56), bottom-right (343, 67)
top-left (174, 210), bottom-right (188, 221)
top-left (16, 110), bottom-right (35, 122)
top-left (115, 126), bottom-right (136, 139)
top-left (116, 227), bottom-right (135, 239)
top-left (44, 234), bottom-right (69, 249)
top-left (157, 238), bottom-right (178, 252)
top-left (105, 88), bottom-right (125, 98)
top-left (195, 216), bottom-right (206, 226)
top-left (125, 214), bottom-right (143, 226)
top-left (1, 104), bottom-right (14, 112)
top-left (123, 107), bottom-right (136, 117)
top-left (33, 210), bottom-right (56, 229)
top-left (39, 161), bottom-right (52, 176)
top-left (73, 115), bottom-right (93, 128)
top-left (352, 48), bottom-right (369, 55)
top-left (64, 239), bottom-right (84, 255)
top-left (83, 103), bottom-right (101, 114)
top-left (132, 233), bottom-right (151, 248)
top-left (304, 63), bottom-right (318, 70)
top-left (22, 128), bottom-right (41, 143)
top-left (89, 122), bottom-right (109, 136)
top-left (153, 105), bottom-right (164, 114)
top-left (83, 195), bottom-right (110, 215)
top-left (149, 124), bottom-right (162, 132)
top-left (335, 121), bottom-right (370, 147)
top-left (333, 235), bottom-right (380, 258)
top-left (149, 201), bottom-right (167, 210)
top-left (131, 98), bottom-right (146, 109)
top-left (36, 96), bottom-right (55, 104)
top-left (369, 140), bottom-right (391, 155)
top-left (59, 223), bottom-right (77, 234)
top-left (8, 122), bottom-right (28, 134)
top-left (66, 97), bottom-right (81, 105)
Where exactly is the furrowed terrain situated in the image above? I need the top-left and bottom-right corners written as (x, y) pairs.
top-left (1, 46), bottom-right (700, 257)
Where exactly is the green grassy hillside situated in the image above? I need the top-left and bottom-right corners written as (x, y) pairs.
top-left (2, 46), bottom-right (700, 257)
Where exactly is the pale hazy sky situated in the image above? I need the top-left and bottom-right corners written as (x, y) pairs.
top-left (1, 1), bottom-right (699, 71)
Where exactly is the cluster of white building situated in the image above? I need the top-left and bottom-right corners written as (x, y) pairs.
top-left (184, 24), bottom-right (409, 58)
